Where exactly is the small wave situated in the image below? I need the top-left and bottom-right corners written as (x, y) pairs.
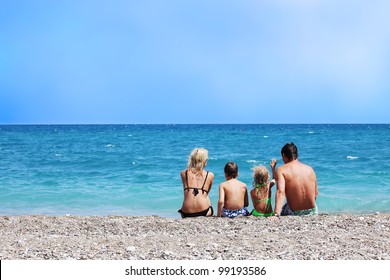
top-left (346, 156), bottom-right (359, 160)
top-left (105, 144), bottom-right (114, 148)
top-left (55, 153), bottom-right (62, 157)
top-left (246, 160), bottom-right (258, 163)
top-left (308, 131), bottom-right (314, 134)
top-left (263, 135), bottom-right (269, 138)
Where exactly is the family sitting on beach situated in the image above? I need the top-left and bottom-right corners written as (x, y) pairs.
top-left (178, 143), bottom-right (318, 219)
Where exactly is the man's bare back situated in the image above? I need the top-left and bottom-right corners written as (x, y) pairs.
top-left (274, 143), bottom-right (318, 217)
top-left (277, 160), bottom-right (317, 211)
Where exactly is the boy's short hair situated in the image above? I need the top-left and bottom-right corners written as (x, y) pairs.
top-left (224, 162), bottom-right (238, 178)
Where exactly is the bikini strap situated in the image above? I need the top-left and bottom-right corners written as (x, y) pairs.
top-left (185, 170), bottom-right (189, 187)
top-left (184, 170), bottom-right (209, 195)
top-left (256, 183), bottom-right (267, 196)
top-left (201, 171), bottom-right (209, 194)
top-left (256, 198), bottom-right (270, 203)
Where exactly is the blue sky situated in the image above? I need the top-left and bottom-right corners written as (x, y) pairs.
top-left (1, 0), bottom-right (390, 124)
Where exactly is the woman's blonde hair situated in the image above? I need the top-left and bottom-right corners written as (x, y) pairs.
top-left (252, 165), bottom-right (270, 188)
top-left (187, 148), bottom-right (208, 173)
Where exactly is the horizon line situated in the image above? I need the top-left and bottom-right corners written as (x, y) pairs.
top-left (1, 122), bottom-right (389, 126)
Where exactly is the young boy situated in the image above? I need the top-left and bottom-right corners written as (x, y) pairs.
top-left (217, 162), bottom-right (249, 218)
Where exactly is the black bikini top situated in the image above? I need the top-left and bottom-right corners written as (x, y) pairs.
top-left (184, 170), bottom-right (209, 196)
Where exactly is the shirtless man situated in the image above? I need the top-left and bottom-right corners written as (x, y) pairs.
top-left (217, 162), bottom-right (249, 218)
top-left (273, 143), bottom-right (318, 218)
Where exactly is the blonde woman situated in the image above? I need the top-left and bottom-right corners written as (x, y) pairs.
top-left (178, 148), bottom-right (215, 218)
top-left (250, 159), bottom-right (276, 217)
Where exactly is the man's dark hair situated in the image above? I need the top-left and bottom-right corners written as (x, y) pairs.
top-left (281, 142), bottom-right (298, 160)
top-left (224, 162), bottom-right (238, 178)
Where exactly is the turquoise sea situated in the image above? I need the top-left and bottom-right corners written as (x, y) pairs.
top-left (0, 124), bottom-right (389, 218)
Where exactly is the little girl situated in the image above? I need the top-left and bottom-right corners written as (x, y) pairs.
top-left (250, 159), bottom-right (276, 217)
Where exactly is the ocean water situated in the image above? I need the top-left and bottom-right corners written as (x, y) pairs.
top-left (0, 124), bottom-right (389, 218)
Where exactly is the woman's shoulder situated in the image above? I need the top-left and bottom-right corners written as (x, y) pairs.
top-left (206, 170), bottom-right (215, 178)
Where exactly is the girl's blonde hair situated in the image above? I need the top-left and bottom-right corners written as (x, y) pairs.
top-left (252, 165), bottom-right (270, 188)
top-left (187, 148), bottom-right (208, 174)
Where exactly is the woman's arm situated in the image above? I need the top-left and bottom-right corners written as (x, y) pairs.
top-left (217, 184), bottom-right (225, 217)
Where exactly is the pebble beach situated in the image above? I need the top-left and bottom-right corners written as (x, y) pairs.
top-left (1, 214), bottom-right (389, 260)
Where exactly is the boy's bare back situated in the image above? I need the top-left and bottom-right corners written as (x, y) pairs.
top-left (219, 179), bottom-right (248, 210)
